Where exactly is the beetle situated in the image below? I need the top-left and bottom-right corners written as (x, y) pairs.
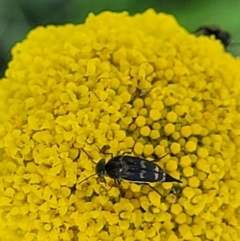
top-left (78, 147), bottom-right (182, 196)
top-left (194, 25), bottom-right (231, 48)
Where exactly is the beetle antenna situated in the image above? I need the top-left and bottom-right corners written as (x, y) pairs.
top-left (78, 173), bottom-right (97, 185)
top-left (81, 148), bottom-right (97, 164)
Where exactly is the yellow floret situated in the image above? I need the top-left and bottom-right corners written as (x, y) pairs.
top-left (135, 116), bottom-right (146, 127)
top-left (179, 156), bottom-right (192, 167)
top-left (166, 111), bottom-right (178, 123)
top-left (145, 97), bottom-right (153, 107)
top-left (150, 129), bottom-right (160, 139)
top-left (154, 145), bottom-right (166, 157)
top-left (191, 224), bottom-right (202, 236)
top-left (130, 183), bottom-right (141, 193)
top-left (183, 166), bottom-right (194, 177)
top-left (151, 100), bottom-right (164, 110)
top-left (166, 160), bottom-right (178, 172)
top-left (164, 123), bottom-right (175, 135)
top-left (172, 131), bottom-right (180, 140)
top-left (143, 144), bottom-right (154, 156)
top-left (175, 212), bottom-right (187, 224)
top-left (190, 123), bottom-right (203, 135)
top-left (134, 142), bottom-right (144, 156)
top-left (197, 171), bottom-right (207, 181)
top-left (149, 191), bottom-right (161, 206)
top-left (110, 78), bottom-right (120, 89)
top-left (170, 203), bottom-right (182, 215)
top-left (138, 108), bottom-right (148, 116)
top-left (160, 139), bottom-right (169, 148)
top-left (178, 224), bottom-right (192, 239)
top-left (181, 126), bottom-right (192, 137)
top-left (196, 158), bottom-right (210, 173)
top-left (135, 230), bottom-right (146, 240)
top-left (197, 147), bottom-right (209, 158)
top-left (170, 142), bottom-right (181, 154)
top-left (124, 136), bottom-right (135, 148)
top-left (160, 203), bottom-right (169, 212)
top-left (185, 140), bottom-right (197, 152)
top-left (133, 98), bottom-right (144, 109)
top-left (164, 69), bottom-right (174, 80)
top-left (201, 136), bottom-right (211, 145)
top-left (174, 105), bottom-right (186, 116)
top-left (162, 182), bottom-right (173, 190)
top-left (150, 109), bottom-right (161, 121)
top-left (140, 126), bottom-right (151, 136)
top-left (188, 176), bottom-right (200, 187)
top-left (152, 122), bottom-right (161, 130)
top-left (202, 179), bottom-right (213, 189)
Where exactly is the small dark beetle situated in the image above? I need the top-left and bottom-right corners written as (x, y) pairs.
top-left (79, 148), bottom-right (182, 196)
top-left (194, 25), bottom-right (231, 48)
top-left (102, 155), bottom-right (181, 184)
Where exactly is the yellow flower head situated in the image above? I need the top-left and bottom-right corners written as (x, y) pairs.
top-left (1, 9), bottom-right (240, 241)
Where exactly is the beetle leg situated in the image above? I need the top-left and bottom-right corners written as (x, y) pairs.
top-left (144, 183), bottom-right (162, 197)
top-left (97, 145), bottom-right (113, 158)
top-left (152, 153), bottom-right (169, 162)
top-left (105, 183), bottom-right (114, 192)
top-left (114, 179), bottom-right (121, 186)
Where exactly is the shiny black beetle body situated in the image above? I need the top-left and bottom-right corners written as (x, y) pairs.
top-left (96, 155), bottom-right (181, 185)
top-left (79, 147), bottom-right (182, 196)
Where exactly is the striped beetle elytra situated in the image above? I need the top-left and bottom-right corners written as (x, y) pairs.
top-left (78, 146), bottom-right (182, 196)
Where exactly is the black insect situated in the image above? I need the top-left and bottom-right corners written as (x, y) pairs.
top-left (194, 25), bottom-right (231, 48)
top-left (79, 147), bottom-right (182, 196)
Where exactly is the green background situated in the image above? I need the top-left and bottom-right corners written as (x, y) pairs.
top-left (1, 0), bottom-right (240, 77)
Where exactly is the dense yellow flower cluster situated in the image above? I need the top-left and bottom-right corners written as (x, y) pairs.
top-left (1, 9), bottom-right (240, 241)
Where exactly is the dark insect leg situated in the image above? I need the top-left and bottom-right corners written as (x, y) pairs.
top-left (99, 183), bottom-right (111, 194)
top-left (100, 145), bottom-right (111, 154)
top-left (84, 137), bottom-right (96, 145)
top-left (120, 151), bottom-right (132, 155)
top-left (73, 149), bottom-right (80, 162)
top-left (114, 179), bottom-right (121, 186)
top-left (105, 184), bottom-right (114, 192)
top-left (84, 137), bottom-right (113, 158)
top-left (145, 183), bottom-right (162, 197)
top-left (114, 179), bottom-right (126, 197)
top-left (152, 153), bottom-right (169, 162)
top-left (96, 145), bottom-right (113, 158)
top-left (77, 173), bottom-right (97, 185)
top-left (104, 179), bottom-right (120, 192)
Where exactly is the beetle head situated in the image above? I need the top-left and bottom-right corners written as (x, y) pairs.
top-left (96, 158), bottom-right (106, 178)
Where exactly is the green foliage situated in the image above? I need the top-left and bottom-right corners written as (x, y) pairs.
top-left (0, 0), bottom-right (240, 77)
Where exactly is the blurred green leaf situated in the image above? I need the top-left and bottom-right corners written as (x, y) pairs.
top-left (1, 0), bottom-right (240, 77)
